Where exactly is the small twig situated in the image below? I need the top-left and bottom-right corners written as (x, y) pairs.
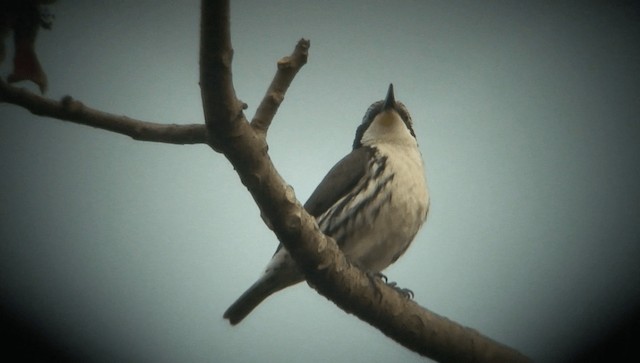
top-left (0, 80), bottom-right (207, 144)
top-left (251, 38), bottom-right (310, 136)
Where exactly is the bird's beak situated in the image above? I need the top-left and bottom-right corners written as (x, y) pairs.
top-left (383, 83), bottom-right (396, 111)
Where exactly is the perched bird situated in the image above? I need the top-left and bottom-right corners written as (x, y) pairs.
top-left (224, 84), bottom-right (429, 325)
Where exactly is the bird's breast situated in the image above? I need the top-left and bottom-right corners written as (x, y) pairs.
top-left (319, 143), bottom-right (429, 272)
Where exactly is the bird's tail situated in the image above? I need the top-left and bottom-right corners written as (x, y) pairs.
top-left (223, 272), bottom-right (301, 325)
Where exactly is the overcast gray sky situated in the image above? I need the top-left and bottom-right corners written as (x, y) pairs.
top-left (1, 1), bottom-right (639, 362)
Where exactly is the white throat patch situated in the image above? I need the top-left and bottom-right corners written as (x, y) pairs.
top-left (360, 110), bottom-right (416, 147)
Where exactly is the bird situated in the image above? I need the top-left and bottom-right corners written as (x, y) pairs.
top-left (224, 84), bottom-right (429, 325)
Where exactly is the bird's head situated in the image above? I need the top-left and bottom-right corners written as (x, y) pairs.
top-left (353, 84), bottom-right (416, 149)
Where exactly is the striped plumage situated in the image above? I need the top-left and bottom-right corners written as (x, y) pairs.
top-left (224, 84), bottom-right (429, 325)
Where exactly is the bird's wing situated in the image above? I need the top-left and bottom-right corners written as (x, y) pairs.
top-left (304, 147), bottom-right (371, 217)
top-left (271, 147), bottom-right (371, 256)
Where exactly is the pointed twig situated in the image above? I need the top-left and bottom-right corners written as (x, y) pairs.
top-left (251, 38), bottom-right (310, 136)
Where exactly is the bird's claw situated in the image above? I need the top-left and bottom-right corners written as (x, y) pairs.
top-left (387, 281), bottom-right (414, 299)
top-left (366, 271), bottom-right (414, 300)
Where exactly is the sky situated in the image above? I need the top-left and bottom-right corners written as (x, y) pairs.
top-left (1, 1), bottom-right (639, 362)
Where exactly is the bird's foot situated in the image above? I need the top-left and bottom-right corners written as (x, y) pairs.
top-left (385, 280), bottom-right (414, 299)
top-left (366, 271), bottom-right (414, 300)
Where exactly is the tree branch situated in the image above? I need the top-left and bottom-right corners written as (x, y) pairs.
top-left (199, 0), bottom-right (244, 151)
top-left (0, 79), bottom-right (207, 145)
top-left (200, 1), bottom-right (530, 362)
top-left (251, 39), bottom-right (309, 136)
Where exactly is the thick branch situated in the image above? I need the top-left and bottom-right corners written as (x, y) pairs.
top-left (199, 0), bottom-right (244, 150)
top-left (0, 80), bottom-right (207, 144)
top-left (289, 215), bottom-right (531, 362)
top-left (250, 39), bottom-right (309, 136)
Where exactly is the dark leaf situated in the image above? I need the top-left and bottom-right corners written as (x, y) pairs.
top-left (0, 0), bottom-right (55, 93)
